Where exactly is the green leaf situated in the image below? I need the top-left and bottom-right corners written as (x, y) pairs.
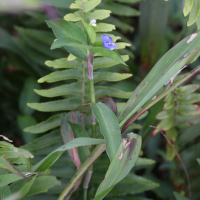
top-left (60, 112), bottom-right (86, 167)
top-left (0, 185), bottom-right (11, 199)
top-left (69, 123), bottom-right (91, 162)
top-left (45, 58), bottom-right (82, 69)
top-left (22, 130), bottom-right (62, 152)
top-left (9, 157), bottom-right (31, 171)
top-left (26, 176), bottom-right (61, 196)
top-left (187, 0), bottom-right (200, 26)
top-left (94, 55), bottom-right (129, 70)
top-left (46, 19), bottom-right (88, 60)
top-left (19, 77), bottom-right (40, 115)
top-left (136, 158), bottom-right (155, 166)
top-left (177, 93), bottom-right (200, 104)
top-left (178, 104), bottom-right (200, 116)
top-left (88, 10), bottom-right (111, 20)
top-left (108, 174), bottom-right (159, 197)
top-left (34, 82), bottom-right (82, 98)
top-left (119, 32), bottom-right (200, 127)
top-left (90, 47), bottom-right (127, 66)
top-left (116, 42), bottom-right (131, 50)
top-left (82, 0), bottom-right (101, 12)
top-left (24, 113), bottom-right (65, 134)
top-left (0, 156), bottom-right (26, 178)
top-left (83, 21), bottom-right (96, 44)
top-left (64, 11), bottom-right (83, 21)
top-left (197, 158), bottom-right (200, 165)
top-left (93, 86), bottom-right (132, 99)
top-left (31, 138), bottom-right (105, 172)
top-left (0, 143), bottom-right (34, 159)
top-left (183, 0), bottom-right (194, 16)
top-left (13, 176), bottom-right (37, 200)
top-left (51, 37), bottom-right (90, 50)
top-left (46, 19), bottom-right (87, 45)
top-left (28, 97), bottom-right (81, 112)
top-left (175, 84), bottom-right (199, 95)
top-left (0, 173), bottom-right (26, 187)
top-left (38, 69), bottom-right (82, 83)
top-left (93, 72), bottom-right (132, 83)
top-left (173, 192), bottom-right (189, 200)
top-left (91, 103), bottom-right (121, 161)
top-left (96, 23), bottom-right (115, 32)
top-left (94, 133), bottom-right (142, 200)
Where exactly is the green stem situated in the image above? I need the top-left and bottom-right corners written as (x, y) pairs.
top-left (83, 188), bottom-right (87, 200)
top-left (82, 61), bottom-right (86, 104)
top-left (82, 53), bottom-right (96, 199)
top-left (58, 144), bottom-right (105, 200)
top-left (121, 65), bottom-right (200, 132)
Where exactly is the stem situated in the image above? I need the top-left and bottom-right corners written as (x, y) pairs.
top-left (83, 188), bottom-right (87, 200)
top-left (82, 53), bottom-right (96, 199)
top-left (82, 61), bottom-right (86, 104)
top-left (121, 65), bottom-right (200, 132)
top-left (58, 144), bottom-right (105, 200)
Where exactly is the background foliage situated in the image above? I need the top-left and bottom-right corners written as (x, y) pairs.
top-left (0, 0), bottom-right (200, 200)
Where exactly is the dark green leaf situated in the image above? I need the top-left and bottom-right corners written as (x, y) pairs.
top-left (91, 103), bottom-right (121, 161)
top-left (31, 138), bottom-right (105, 172)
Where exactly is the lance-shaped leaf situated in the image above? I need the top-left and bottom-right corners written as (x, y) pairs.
top-left (197, 158), bottom-right (200, 165)
top-left (83, 21), bottom-right (96, 44)
top-left (88, 10), bottom-right (111, 20)
top-left (31, 138), bottom-right (105, 172)
top-left (51, 37), bottom-right (91, 50)
top-left (187, 0), bottom-right (200, 26)
top-left (64, 11), bottom-right (83, 21)
top-left (94, 133), bottom-right (142, 200)
top-left (26, 176), bottom-right (61, 196)
top-left (0, 173), bottom-right (28, 187)
top-left (90, 47), bottom-right (127, 66)
top-left (119, 31), bottom-right (200, 127)
top-left (34, 82), bottom-right (82, 98)
top-left (183, 0), bottom-right (194, 16)
top-left (0, 142), bottom-right (33, 159)
top-left (60, 112), bottom-right (86, 170)
top-left (28, 98), bottom-right (81, 112)
top-left (22, 130), bottom-right (62, 152)
top-left (38, 69), bottom-right (82, 83)
top-left (46, 19), bottom-right (87, 44)
top-left (0, 185), bottom-right (11, 199)
top-left (0, 156), bottom-right (26, 178)
top-left (45, 58), bottom-right (82, 69)
top-left (93, 55), bottom-right (129, 70)
top-left (46, 19), bottom-right (88, 60)
top-left (70, 0), bottom-right (101, 12)
top-left (91, 103), bottom-right (121, 161)
top-left (24, 113), bottom-right (65, 134)
top-left (93, 86), bottom-right (132, 99)
top-left (95, 23), bottom-right (116, 32)
top-left (69, 123), bottom-right (91, 163)
top-left (9, 176), bottom-right (37, 200)
top-left (93, 72), bottom-right (132, 83)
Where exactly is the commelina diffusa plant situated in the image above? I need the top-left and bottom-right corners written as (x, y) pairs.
top-left (1, 0), bottom-right (200, 200)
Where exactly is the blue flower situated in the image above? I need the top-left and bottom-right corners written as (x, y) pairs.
top-left (102, 35), bottom-right (117, 50)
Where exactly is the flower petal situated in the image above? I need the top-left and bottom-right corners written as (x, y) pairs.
top-left (90, 19), bottom-right (96, 24)
top-left (102, 35), bottom-right (113, 43)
